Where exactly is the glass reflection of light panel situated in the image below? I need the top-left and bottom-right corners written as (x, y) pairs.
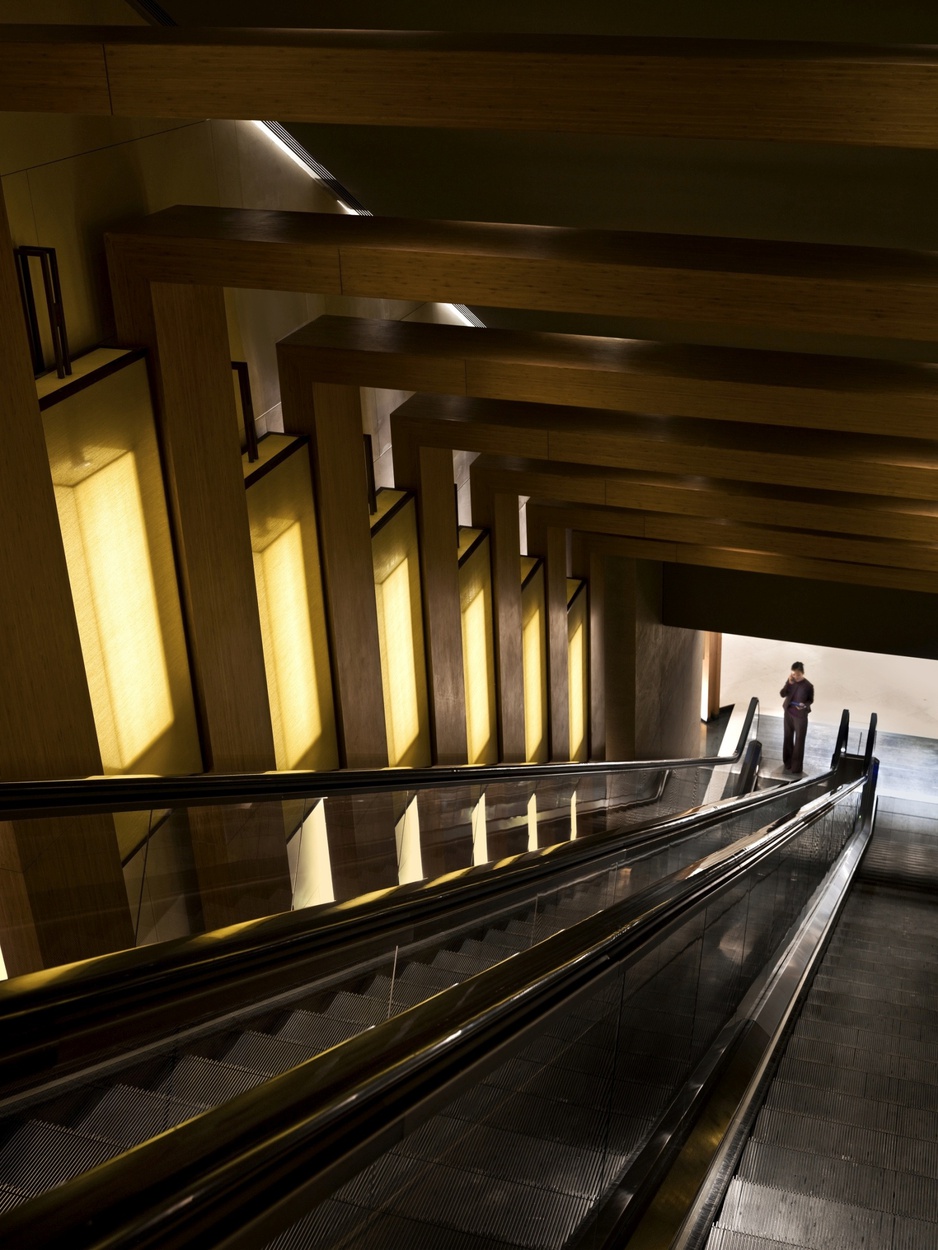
top-left (461, 585), bottom-right (493, 765)
top-left (252, 517), bottom-right (323, 770)
top-left (53, 449), bottom-right (173, 769)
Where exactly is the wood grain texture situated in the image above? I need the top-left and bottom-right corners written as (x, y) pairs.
top-left (277, 360), bottom-right (388, 769)
top-left (108, 212), bottom-right (938, 345)
top-left (5, 28), bottom-right (938, 148)
top-left (150, 283), bottom-right (276, 774)
top-left (286, 309), bottom-right (938, 438)
top-left (545, 527), bottom-right (571, 762)
top-left (415, 446), bottom-right (468, 765)
top-left (0, 33), bottom-right (110, 114)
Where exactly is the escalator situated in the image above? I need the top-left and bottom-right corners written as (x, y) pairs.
top-left (0, 712), bottom-right (873, 1247)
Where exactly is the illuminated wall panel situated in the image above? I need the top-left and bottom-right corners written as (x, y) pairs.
top-left (522, 559), bottom-right (548, 764)
top-left (42, 356), bottom-right (201, 783)
top-left (458, 530), bottom-right (498, 765)
top-left (372, 492), bottom-right (431, 768)
top-left (247, 442), bottom-right (339, 771)
top-left (568, 579), bottom-right (589, 762)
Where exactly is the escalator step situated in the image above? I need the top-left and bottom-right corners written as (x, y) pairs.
top-left (276, 1009), bottom-right (361, 1051)
top-left (813, 975), bottom-right (938, 1011)
top-left (477, 929), bottom-right (530, 953)
top-left (365, 974), bottom-right (438, 1012)
top-left (794, 1014), bottom-right (938, 1065)
top-left (430, 949), bottom-right (492, 977)
top-left (707, 1228), bottom-right (804, 1250)
top-left (751, 1106), bottom-right (898, 1171)
top-left (397, 961), bottom-right (458, 990)
top-left (736, 1139), bottom-right (933, 1218)
top-left (395, 1115), bottom-right (628, 1201)
top-left (75, 1084), bottom-right (204, 1145)
top-left (798, 998), bottom-right (936, 1042)
top-left (0, 1183), bottom-right (29, 1216)
top-left (0, 1119), bottom-right (122, 1195)
top-left (717, 1177), bottom-right (892, 1247)
top-left (323, 991), bottom-right (387, 1027)
top-left (784, 1034), bottom-right (938, 1086)
top-left (155, 1054), bottom-right (267, 1106)
top-left (776, 1055), bottom-right (938, 1110)
top-left (458, 936), bottom-right (522, 962)
top-left (223, 1031), bottom-right (318, 1076)
top-left (270, 1202), bottom-right (515, 1250)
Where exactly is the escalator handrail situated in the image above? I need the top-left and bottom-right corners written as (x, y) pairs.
top-left (0, 752), bottom-right (842, 1090)
top-left (0, 699), bottom-right (760, 819)
top-left (0, 771), bottom-right (869, 1250)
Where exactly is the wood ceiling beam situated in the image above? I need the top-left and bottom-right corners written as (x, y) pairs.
top-left (4, 27), bottom-right (938, 148)
top-left (451, 453), bottom-right (938, 546)
top-left (391, 392), bottom-right (938, 501)
top-left (526, 502), bottom-right (938, 595)
top-left (111, 212), bottom-right (938, 345)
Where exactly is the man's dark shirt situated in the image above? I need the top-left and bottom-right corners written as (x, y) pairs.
top-left (780, 677), bottom-right (814, 715)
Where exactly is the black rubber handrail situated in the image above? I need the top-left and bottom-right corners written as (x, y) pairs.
top-left (0, 699), bottom-right (759, 819)
top-left (0, 747), bottom-right (838, 1094)
top-left (0, 773), bottom-right (868, 1250)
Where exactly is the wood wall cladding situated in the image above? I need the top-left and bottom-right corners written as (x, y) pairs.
top-left (109, 211), bottom-right (938, 346)
top-left (6, 28), bottom-right (938, 149)
top-left (276, 352), bottom-right (388, 769)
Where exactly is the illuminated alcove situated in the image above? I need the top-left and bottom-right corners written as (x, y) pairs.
top-left (246, 438), bottom-right (339, 772)
top-left (521, 557), bottom-right (549, 764)
top-left (371, 491), bottom-right (431, 769)
top-left (458, 529), bottom-right (498, 765)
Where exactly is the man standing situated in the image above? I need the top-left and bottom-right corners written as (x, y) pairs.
top-left (780, 662), bottom-right (814, 776)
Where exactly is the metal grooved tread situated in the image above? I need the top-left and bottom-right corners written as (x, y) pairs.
top-left (707, 887), bottom-right (938, 1250)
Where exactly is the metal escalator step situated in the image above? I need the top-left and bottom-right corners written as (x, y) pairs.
top-left (75, 1084), bottom-right (205, 1145)
top-left (765, 1079), bottom-right (900, 1136)
top-left (0, 1183), bottom-right (30, 1215)
top-left (397, 960), bottom-right (459, 988)
top-left (275, 1009), bottom-right (361, 1051)
top-left (474, 1086), bottom-right (653, 1157)
top-left (458, 936), bottom-right (520, 963)
top-left (365, 973), bottom-right (439, 1012)
top-left (717, 1177), bottom-right (892, 1246)
top-left (793, 1015), bottom-right (938, 1065)
top-left (265, 1197), bottom-right (369, 1250)
top-left (751, 1106), bottom-right (896, 1171)
top-left (894, 1133), bottom-right (938, 1182)
top-left (223, 1031), bottom-right (317, 1076)
top-left (430, 949), bottom-right (494, 977)
top-left (813, 975), bottom-right (938, 1010)
top-left (155, 1055), bottom-right (267, 1107)
top-left (706, 1227), bottom-right (805, 1250)
top-left (477, 928), bottom-right (530, 953)
top-left (806, 988), bottom-right (938, 1030)
top-left (0, 1119), bottom-right (122, 1194)
top-left (323, 990), bottom-right (387, 1027)
top-left (396, 1115), bottom-right (629, 1200)
top-left (798, 1000), bottom-right (934, 1042)
top-left (363, 1149), bottom-right (594, 1249)
top-left (737, 1139), bottom-right (892, 1213)
top-left (773, 1054), bottom-right (938, 1109)
top-left (783, 1035), bottom-right (938, 1087)
top-left (269, 1202), bottom-right (515, 1250)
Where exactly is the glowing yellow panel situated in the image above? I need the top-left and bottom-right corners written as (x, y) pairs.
top-left (254, 521), bottom-right (322, 768)
top-left (248, 449), bottom-right (338, 771)
top-left (459, 536), bottom-right (497, 765)
top-left (522, 564), bottom-right (548, 764)
top-left (568, 584), bottom-right (589, 763)
top-left (43, 357), bottom-right (201, 792)
top-left (372, 497), bottom-right (431, 768)
top-left (375, 557), bottom-right (421, 765)
top-left (55, 452), bottom-right (173, 769)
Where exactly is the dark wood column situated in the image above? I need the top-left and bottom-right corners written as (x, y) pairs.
top-left (277, 353), bottom-right (388, 769)
top-left (545, 526), bottom-right (571, 761)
